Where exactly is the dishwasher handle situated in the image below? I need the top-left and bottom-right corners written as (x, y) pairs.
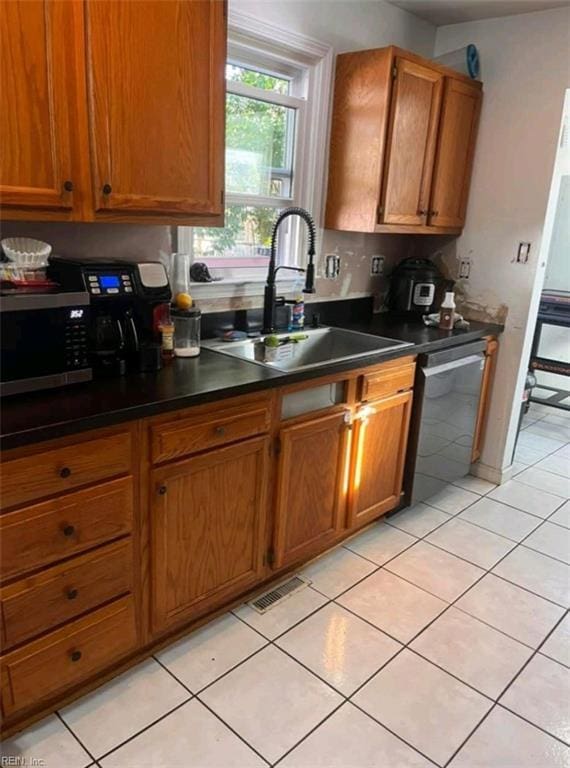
top-left (422, 353), bottom-right (485, 377)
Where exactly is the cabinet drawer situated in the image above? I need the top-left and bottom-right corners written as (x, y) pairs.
top-left (0, 540), bottom-right (133, 650)
top-left (0, 477), bottom-right (133, 581)
top-left (1, 430), bottom-right (133, 510)
top-left (361, 359), bottom-right (415, 401)
top-left (151, 401), bottom-right (271, 464)
top-left (1, 596), bottom-right (137, 716)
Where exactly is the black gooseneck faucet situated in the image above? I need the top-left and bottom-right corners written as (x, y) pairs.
top-left (263, 207), bottom-right (317, 334)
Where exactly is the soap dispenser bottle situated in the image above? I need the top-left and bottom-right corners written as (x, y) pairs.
top-left (291, 275), bottom-right (305, 330)
top-left (439, 291), bottom-right (456, 330)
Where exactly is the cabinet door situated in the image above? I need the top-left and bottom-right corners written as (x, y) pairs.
top-left (429, 78), bottom-right (482, 229)
top-left (348, 391), bottom-right (413, 529)
top-left (381, 58), bottom-right (443, 226)
top-left (273, 411), bottom-right (350, 569)
top-left (0, 1), bottom-right (84, 215)
top-left (151, 437), bottom-right (268, 632)
top-left (85, 0), bottom-right (225, 217)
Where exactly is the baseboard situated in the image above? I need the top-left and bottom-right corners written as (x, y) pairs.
top-left (471, 461), bottom-right (514, 485)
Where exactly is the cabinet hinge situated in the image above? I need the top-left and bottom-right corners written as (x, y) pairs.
top-left (267, 548), bottom-right (275, 568)
top-left (377, 204), bottom-right (384, 221)
top-left (392, 65), bottom-right (398, 79)
top-left (274, 436), bottom-right (281, 455)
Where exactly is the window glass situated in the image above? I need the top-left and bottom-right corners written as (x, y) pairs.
top-left (226, 63), bottom-right (290, 94)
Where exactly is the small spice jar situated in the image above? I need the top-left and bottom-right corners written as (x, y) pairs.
top-left (172, 307), bottom-right (201, 357)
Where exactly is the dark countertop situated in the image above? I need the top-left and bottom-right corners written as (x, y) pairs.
top-left (1, 317), bottom-right (502, 450)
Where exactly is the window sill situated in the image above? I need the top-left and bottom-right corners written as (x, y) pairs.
top-left (189, 277), bottom-right (297, 300)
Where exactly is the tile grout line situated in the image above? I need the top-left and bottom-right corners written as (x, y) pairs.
top-left (55, 711), bottom-right (99, 766)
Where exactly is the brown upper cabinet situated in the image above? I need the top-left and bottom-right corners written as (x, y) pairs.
top-left (325, 46), bottom-right (482, 235)
top-left (0, 0), bottom-right (226, 224)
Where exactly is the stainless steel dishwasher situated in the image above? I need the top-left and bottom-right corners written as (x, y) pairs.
top-left (405, 340), bottom-right (487, 504)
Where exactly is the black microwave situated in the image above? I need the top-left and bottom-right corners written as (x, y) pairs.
top-left (0, 290), bottom-right (92, 397)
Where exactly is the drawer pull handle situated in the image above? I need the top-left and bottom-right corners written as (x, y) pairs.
top-left (62, 524), bottom-right (75, 537)
top-left (59, 466), bottom-right (71, 479)
top-left (63, 180), bottom-right (74, 192)
top-left (102, 183), bottom-right (112, 195)
top-left (158, 485), bottom-right (167, 495)
top-left (69, 650), bottom-right (82, 663)
top-left (66, 588), bottom-right (79, 600)
top-left (214, 426), bottom-right (226, 436)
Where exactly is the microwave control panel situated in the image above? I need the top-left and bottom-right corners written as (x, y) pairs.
top-left (64, 306), bottom-right (89, 370)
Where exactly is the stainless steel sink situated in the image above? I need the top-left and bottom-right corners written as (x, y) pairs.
top-left (202, 327), bottom-right (412, 373)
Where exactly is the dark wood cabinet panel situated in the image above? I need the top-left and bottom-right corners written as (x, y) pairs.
top-left (0, 0), bottom-right (86, 216)
top-left (273, 411), bottom-right (350, 568)
top-left (381, 58), bottom-right (443, 226)
top-left (348, 391), bottom-right (413, 529)
top-left (429, 78), bottom-right (482, 229)
top-left (85, 0), bottom-right (225, 218)
top-left (150, 437), bottom-right (269, 632)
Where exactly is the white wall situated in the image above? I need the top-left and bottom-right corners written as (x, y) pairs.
top-left (434, 7), bottom-right (570, 479)
top-left (233, 0), bottom-right (436, 56)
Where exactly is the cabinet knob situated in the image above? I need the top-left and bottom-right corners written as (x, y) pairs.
top-left (430, 210), bottom-right (439, 217)
top-left (59, 466), bottom-right (71, 479)
top-left (417, 209), bottom-right (428, 216)
top-left (158, 485), bottom-right (167, 495)
top-left (66, 587), bottom-right (79, 600)
top-left (69, 650), bottom-right (82, 663)
top-left (63, 180), bottom-right (73, 192)
top-left (62, 524), bottom-right (75, 537)
top-left (214, 425), bottom-right (226, 436)
top-left (102, 183), bottom-right (112, 195)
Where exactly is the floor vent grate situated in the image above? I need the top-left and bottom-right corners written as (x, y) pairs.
top-left (248, 576), bottom-right (311, 614)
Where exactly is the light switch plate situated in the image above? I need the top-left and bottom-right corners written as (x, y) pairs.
top-left (517, 242), bottom-right (531, 263)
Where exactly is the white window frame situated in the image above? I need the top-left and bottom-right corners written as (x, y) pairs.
top-left (178, 10), bottom-right (333, 300)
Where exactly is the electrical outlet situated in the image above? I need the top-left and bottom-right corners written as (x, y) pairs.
top-left (325, 254), bottom-right (341, 279)
top-left (517, 242), bottom-right (531, 263)
top-left (371, 255), bottom-right (384, 276)
top-left (459, 259), bottom-right (471, 279)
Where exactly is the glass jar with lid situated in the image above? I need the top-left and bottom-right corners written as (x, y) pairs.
top-left (172, 307), bottom-right (201, 357)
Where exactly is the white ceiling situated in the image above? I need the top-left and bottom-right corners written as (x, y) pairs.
top-left (387, 0), bottom-right (570, 26)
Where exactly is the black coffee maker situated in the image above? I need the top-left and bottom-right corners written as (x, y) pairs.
top-left (48, 257), bottom-right (171, 376)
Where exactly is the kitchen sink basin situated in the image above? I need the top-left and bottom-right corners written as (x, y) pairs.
top-left (202, 327), bottom-right (413, 373)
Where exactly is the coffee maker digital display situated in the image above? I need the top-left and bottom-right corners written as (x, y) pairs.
top-left (48, 257), bottom-right (171, 376)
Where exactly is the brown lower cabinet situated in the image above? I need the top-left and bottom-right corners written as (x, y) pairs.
top-left (150, 437), bottom-right (270, 632)
top-left (1, 357), bottom-right (431, 733)
top-left (348, 391), bottom-right (413, 529)
top-left (272, 410), bottom-right (351, 569)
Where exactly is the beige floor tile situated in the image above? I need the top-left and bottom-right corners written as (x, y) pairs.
top-left (337, 569), bottom-right (447, 643)
top-left (200, 645), bottom-right (342, 763)
top-left (234, 585), bottom-right (327, 640)
top-left (514, 443), bottom-right (551, 465)
top-left (459, 497), bottom-right (542, 541)
top-left (549, 500), bottom-right (570, 529)
top-left (59, 659), bottom-right (189, 758)
top-left (387, 502), bottom-right (450, 538)
top-left (280, 703), bottom-right (432, 768)
top-left (523, 522), bottom-right (570, 564)
top-left (301, 546), bottom-right (376, 599)
top-left (0, 715), bottom-right (91, 768)
top-left (541, 615), bottom-right (570, 667)
top-left (344, 522), bottom-right (416, 565)
top-left (352, 650), bottom-right (491, 766)
top-left (450, 706), bottom-right (570, 768)
top-left (536, 452), bottom-right (570, 478)
top-left (493, 546), bottom-right (570, 607)
top-left (386, 541), bottom-right (484, 602)
top-left (426, 517), bottom-right (515, 569)
top-left (525, 421), bottom-right (570, 444)
top-left (277, 603), bottom-right (401, 695)
top-left (500, 654), bottom-right (570, 742)
top-left (411, 607), bottom-right (533, 698)
top-left (516, 466), bottom-right (570, 499)
top-left (489, 480), bottom-right (565, 517)
top-left (424, 484), bottom-right (480, 514)
top-left (452, 475), bottom-right (497, 495)
top-left (455, 574), bottom-right (565, 648)
top-left (100, 699), bottom-right (265, 768)
top-left (517, 430), bottom-right (566, 454)
top-left (155, 613), bottom-right (266, 693)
